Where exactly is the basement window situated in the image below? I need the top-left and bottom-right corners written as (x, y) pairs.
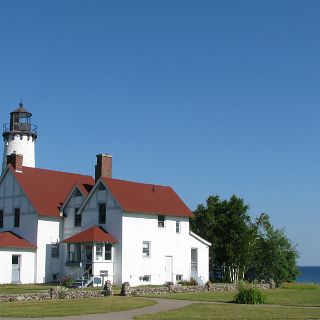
top-left (140, 275), bottom-right (151, 282)
top-left (176, 274), bottom-right (183, 281)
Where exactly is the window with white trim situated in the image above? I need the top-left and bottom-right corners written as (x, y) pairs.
top-left (105, 243), bottom-right (112, 260)
top-left (96, 243), bottom-right (103, 260)
top-left (142, 241), bottom-right (150, 257)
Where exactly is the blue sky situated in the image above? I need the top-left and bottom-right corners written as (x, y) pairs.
top-left (0, 0), bottom-right (319, 265)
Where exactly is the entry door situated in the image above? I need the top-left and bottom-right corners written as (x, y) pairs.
top-left (165, 256), bottom-right (173, 282)
top-left (12, 255), bottom-right (20, 282)
top-left (191, 248), bottom-right (198, 280)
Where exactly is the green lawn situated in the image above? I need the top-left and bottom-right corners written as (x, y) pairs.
top-left (134, 303), bottom-right (320, 320)
top-left (0, 284), bottom-right (54, 295)
top-left (143, 287), bottom-right (320, 307)
top-left (0, 296), bottom-right (155, 317)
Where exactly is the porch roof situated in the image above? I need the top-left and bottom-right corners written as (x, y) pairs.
top-left (63, 226), bottom-right (117, 244)
top-left (0, 231), bottom-right (36, 249)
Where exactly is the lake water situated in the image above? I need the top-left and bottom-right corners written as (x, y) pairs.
top-left (296, 266), bottom-right (320, 284)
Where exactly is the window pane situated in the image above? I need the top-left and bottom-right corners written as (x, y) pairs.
top-left (14, 208), bottom-right (20, 227)
top-left (96, 244), bottom-right (103, 260)
top-left (176, 221), bottom-right (180, 233)
top-left (105, 243), bottom-right (112, 260)
top-left (158, 215), bottom-right (165, 228)
top-left (99, 203), bottom-right (106, 224)
top-left (143, 241), bottom-right (150, 257)
top-left (51, 243), bottom-right (59, 258)
top-left (0, 210), bottom-right (3, 228)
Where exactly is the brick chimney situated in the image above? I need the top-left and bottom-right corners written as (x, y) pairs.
top-left (95, 154), bottom-right (112, 181)
top-left (7, 153), bottom-right (23, 172)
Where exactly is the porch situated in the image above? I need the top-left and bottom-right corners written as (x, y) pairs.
top-left (63, 226), bottom-right (117, 287)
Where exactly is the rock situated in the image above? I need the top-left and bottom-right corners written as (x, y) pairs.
top-left (121, 282), bottom-right (130, 296)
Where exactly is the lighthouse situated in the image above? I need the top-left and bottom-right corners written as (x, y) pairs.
top-left (2, 103), bottom-right (37, 171)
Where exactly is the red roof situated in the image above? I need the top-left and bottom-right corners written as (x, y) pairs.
top-left (63, 226), bottom-right (117, 243)
top-left (102, 177), bottom-right (194, 217)
top-left (10, 166), bottom-right (94, 217)
top-left (0, 231), bottom-right (36, 249)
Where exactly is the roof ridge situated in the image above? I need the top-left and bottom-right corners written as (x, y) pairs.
top-left (103, 177), bottom-right (171, 188)
top-left (21, 166), bottom-right (93, 178)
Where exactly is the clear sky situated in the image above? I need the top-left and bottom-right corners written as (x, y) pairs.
top-left (0, 0), bottom-right (319, 266)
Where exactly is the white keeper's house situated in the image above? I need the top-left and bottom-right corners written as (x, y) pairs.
top-left (0, 103), bottom-right (210, 287)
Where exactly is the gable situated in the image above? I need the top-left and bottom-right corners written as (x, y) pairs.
top-left (102, 177), bottom-right (194, 218)
top-left (9, 166), bottom-right (94, 217)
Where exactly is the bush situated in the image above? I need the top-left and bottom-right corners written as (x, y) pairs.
top-left (60, 277), bottom-right (73, 287)
top-left (233, 285), bottom-right (267, 304)
top-left (177, 278), bottom-right (198, 286)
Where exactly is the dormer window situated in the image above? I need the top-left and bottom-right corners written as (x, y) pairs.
top-left (158, 215), bottom-right (165, 228)
top-left (74, 189), bottom-right (82, 197)
top-left (99, 203), bottom-right (106, 224)
top-left (98, 183), bottom-right (106, 190)
top-left (74, 208), bottom-right (81, 227)
top-left (14, 208), bottom-right (20, 227)
top-left (0, 210), bottom-right (3, 228)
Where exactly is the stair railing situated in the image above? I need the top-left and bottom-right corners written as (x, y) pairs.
top-left (81, 266), bottom-right (93, 288)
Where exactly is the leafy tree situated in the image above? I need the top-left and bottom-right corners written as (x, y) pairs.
top-left (191, 196), bottom-right (299, 284)
top-left (251, 213), bottom-right (299, 285)
top-left (191, 195), bottom-right (256, 282)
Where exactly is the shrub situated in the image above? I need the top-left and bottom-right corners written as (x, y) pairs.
top-left (178, 278), bottom-right (198, 286)
top-left (55, 286), bottom-right (68, 299)
top-left (233, 285), bottom-right (267, 304)
top-left (60, 277), bottom-right (73, 287)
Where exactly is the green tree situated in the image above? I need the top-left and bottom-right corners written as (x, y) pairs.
top-left (191, 195), bottom-right (256, 282)
top-left (252, 213), bottom-right (299, 285)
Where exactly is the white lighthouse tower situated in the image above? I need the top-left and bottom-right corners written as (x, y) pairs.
top-left (2, 103), bottom-right (37, 171)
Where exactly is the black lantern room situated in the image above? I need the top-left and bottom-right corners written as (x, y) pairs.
top-left (3, 103), bottom-right (37, 139)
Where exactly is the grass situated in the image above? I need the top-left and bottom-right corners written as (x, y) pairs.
top-left (142, 286), bottom-right (320, 307)
top-left (0, 283), bottom-right (122, 295)
top-left (0, 296), bottom-right (155, 317)
top-left (0, 284), bottom-right (55, 295)
top-left (134, 303), bottom-right (320, 320)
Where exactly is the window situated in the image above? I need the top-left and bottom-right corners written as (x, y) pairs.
top-left (105, 243), bottom-right (112, 260)
top-left (0, 210), bottom-right (3, 228)
top-left (99, 203), bottom-right (106, 224)
top-left (74, 208), bottom-right (81, 227)
top-left (176, 274), bottom-right (183, 281)
top-left (68, 244), bottom-right (81, 261)
top-left (98, 183), bottom-right (106, 190)
top-left (14, 208), bottom-right (20, 227)
top-left (176, 221), bottom-right (181, 233)
top-left (74, 189), bottom-right (82, 197)
top-left (96, 244), bottom-right (103, 260)
top-left (142, 275), bottom-right (151, 282)
top-left (158, 215), bottom-right (165, 228)
top-left (51, 243), bottom-right (59, 258)
top-left (142, 241), bottom-right (150, 257)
